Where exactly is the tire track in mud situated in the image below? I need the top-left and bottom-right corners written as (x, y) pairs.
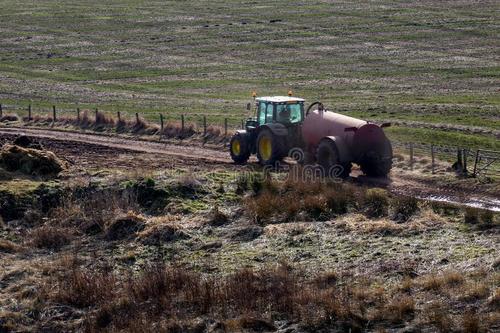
top-left (0, 126), bottom-right (230, 163)
top-left (1, 126), bottom-right (499, 211)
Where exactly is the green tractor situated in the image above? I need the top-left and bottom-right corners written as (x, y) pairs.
top-left (230, 96), bottom-right (305, 165)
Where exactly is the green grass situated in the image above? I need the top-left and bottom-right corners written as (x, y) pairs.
top-left (0, 0), bottom-right (499, 149)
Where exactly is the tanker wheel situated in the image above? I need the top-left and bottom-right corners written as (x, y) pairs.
top-left (360, 157), bottom-right (392, 177)
top-left (256, 129), bottom-right (284, 166)
top-left (229, 133), bottom-right (250, 164)
top-left (317, 139), bottom-right (351, 179)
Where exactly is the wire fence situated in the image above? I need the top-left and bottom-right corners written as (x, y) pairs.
top-left (0, 102), bottom-right (247, 136)
top-left (1, 102), bottom-right (499, 178)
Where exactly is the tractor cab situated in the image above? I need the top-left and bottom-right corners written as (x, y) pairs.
top-left (254, 96), bottom-right (305, 127)
top-left (231, 96), bottom-right (306, 165)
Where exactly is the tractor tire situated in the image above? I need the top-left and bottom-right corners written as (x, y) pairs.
top-left (229, 133), bottom-right (250, 164)
top-left (256, 129), bottom-right (284, 166)
top-left (360, 157), bottom-right (392, 177)
top-left (316, 139), bottom-right (352, 179)
top-left (359, 141), bottom-right (393, 177)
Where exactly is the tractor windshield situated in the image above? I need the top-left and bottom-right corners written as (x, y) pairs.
top-left (276, 103), bottom-right (303, 124)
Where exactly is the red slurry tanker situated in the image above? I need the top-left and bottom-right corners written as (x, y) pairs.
top-left (229, 96), bottom-right (393, 178)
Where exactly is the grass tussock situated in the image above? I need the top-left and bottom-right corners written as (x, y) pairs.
top-left (105, 211), bottom-right (145, 241)
top-left (0, 114), bottom-right (19, 122)
top-left (0, 239), bottom-right (22, 253)
top-left (392, 195), bottom-right (419, 222)
top-left (94, 111), bottom-right (115, 127)
top-left (208, 205), bottom-right (229, 226)
top-left (52, 268), bottom-right (116, 308)
top-left (463, 207), bottom-right (498, 228)
top-left (0, 144), bottom-right (67, 177)
top-left (363, 188), bottom-right (390, 218)
top-left (28, 225), bottom-right (73, 250)
top-left (420, 271), bottom-right (465, 291)
top-left (137, 217), bottom-right (189, 245)
top-left (244, 174), bottom-right (361, 224)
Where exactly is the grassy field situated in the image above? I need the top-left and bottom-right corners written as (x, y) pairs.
top-left (0, 0), bottom-right (499, 149)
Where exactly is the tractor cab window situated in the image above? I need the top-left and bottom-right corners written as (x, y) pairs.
top-left (258, 102), bottom-right (266, 125)
top-left (258, 102), bottom-right (274, 125)
top-left (266, 103), bottom-right (274, 123)
top-left (276, 103), bottom-right (303, 124)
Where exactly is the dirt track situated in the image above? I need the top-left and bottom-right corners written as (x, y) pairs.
top-left (0, 126), bottom-right (229, 163)
top-left (1, 126), bottom-right (499, 211)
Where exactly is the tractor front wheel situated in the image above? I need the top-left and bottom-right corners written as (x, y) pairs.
top-left (230, 133), bottom-right (250, 164)
top-left (256, 129), bottom-right (284, 166)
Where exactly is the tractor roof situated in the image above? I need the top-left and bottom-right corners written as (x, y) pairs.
top-left (255, 96), bottom-right (305, 103)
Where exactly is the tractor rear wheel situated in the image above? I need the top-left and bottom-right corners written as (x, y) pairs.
top-left (317, 139), bottom-right (352, 179)
top-left (359, 141), bottom-right (393, 177)
top-left (360, 157), bottom-right (392, 177)
top-left (256, 129), bottom-right (284, 166)
top-left (230, 133), bottom-right (250, 164)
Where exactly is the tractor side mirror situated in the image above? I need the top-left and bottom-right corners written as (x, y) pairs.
top-left (246, 103), bottom-right (251, 111)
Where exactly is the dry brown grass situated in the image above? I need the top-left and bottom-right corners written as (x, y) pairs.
top-left (489, 288), bottom-right (500, 308)
top-left (21, 110), bottom-right (229, 141)
top-left (461, 311), bottom-right (483, 333)
top-left (0, 239), bottom-right (22, 253)
top-left (52, 268), bottom-right (117, 308)
top-left (0, 114), bottom-right (19, 122)
top-left (363, 188), bottom-right (390, 218)
top-left (137, 219), bottom-right (188, 245)
top-left (0, 144), bottom-right (67, 176)
top-left (420, 270), bottom-right (465, 291)
top-left (43, 263), bottom-right (373, 331)
top-left (458, 282), bottom-right (490, 302)
top-left (105, 211), bottom-right (145, 241)
top-left (423, 301), bottom-right (454, 333)
top-left (208, 205), bottom-right (229, 226)
top-left (245, 177), bottom-right (360, 224)
top-left (14, 258), bottom-right (493, 332)
top-left (391, 195), bottom-right (419, 222)
top-left (28, 225), bottom-right (73, 250)
top-left (375, 295), bottom-right (415, 324)
top-left (94, 111), bottom-right (115, 127)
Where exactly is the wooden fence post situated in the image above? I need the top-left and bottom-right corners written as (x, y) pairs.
top-left (203, 115), bottom-right (207, 135)
top-left (77, 108), bottom-right (80, 122)
top-left (181, 114), bottom-right (185, 132)
top-left (456, 148), bottom-right (463, 171)
top-left (431, 145), bottom-right (435, 174)
top-left (28, 104), bottom-right (32, 121)
top-left (160, 114), bottom-right (164, 132)
top-left (241, 119), bottom-right (244, 129)
top-left (135, 112), bottom-right (139, 124)
top-left (463, 149), bottom-right (468, 174)
top-left (473, 150), bottom-right (480, 177)
top-left (0, 104), bottom-right (2, 118)
top-left (117, 111), bottom-right (121, 122)
top-left (95, 108), bottom-right (98, 122)
top-left (409, 142), bottom-right (414, 171)
top-left (52, 105), bottom-right (56, 122)
top-left (224, 118), bottom-right (228, 136)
